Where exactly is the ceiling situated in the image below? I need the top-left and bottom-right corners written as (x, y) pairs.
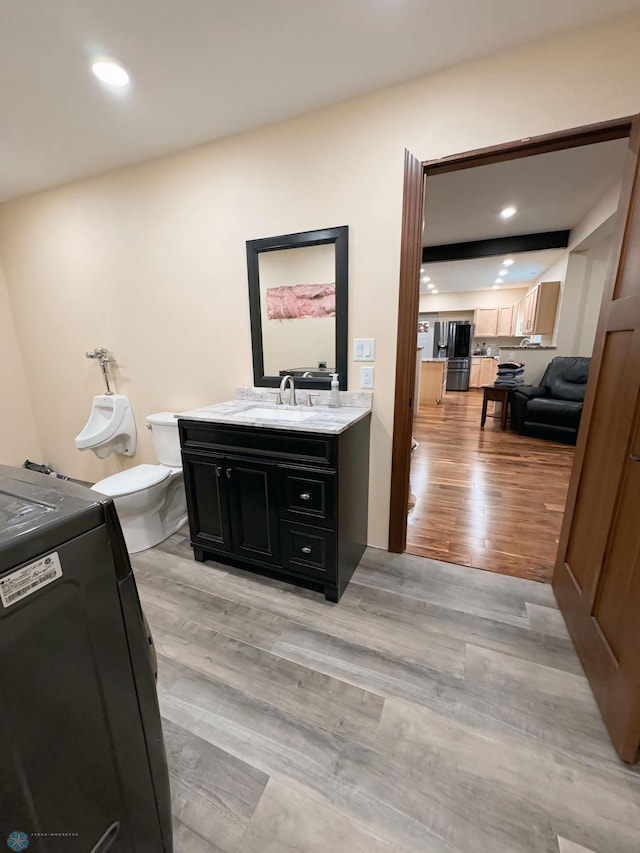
top-left (421, 249), bottom-right (566, 294)
top-left (420, 138), bottom-right (628, 295)
top-left (1, 1), bottom-right (640, 202)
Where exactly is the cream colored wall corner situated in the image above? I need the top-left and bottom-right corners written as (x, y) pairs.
top-left (0, 260), bottom-right (41, 465)
top-left (1, 12), bottom-right (640, 548)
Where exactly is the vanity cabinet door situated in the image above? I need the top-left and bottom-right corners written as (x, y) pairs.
top-left (226, 455), bottom-right (280, 566)
top-left (182, 451), bottom-right (233, 554)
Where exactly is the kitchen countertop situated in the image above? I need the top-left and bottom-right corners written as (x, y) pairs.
top-left (178, 389), bottom-right (372, 435)
top-left (497, 345), bottom-right (558, 350)
top-left (421, 358), bottom-right (448, 363)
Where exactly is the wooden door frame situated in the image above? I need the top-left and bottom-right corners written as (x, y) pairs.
top-left (389, 116), bottom-right (635, 553)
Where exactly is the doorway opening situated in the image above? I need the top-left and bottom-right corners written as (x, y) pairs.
top-left (389, 119), bottom-right (633, 583)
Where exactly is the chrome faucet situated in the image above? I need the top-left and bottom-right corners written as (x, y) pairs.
top-left (278, 374), bottom-right (297, 406)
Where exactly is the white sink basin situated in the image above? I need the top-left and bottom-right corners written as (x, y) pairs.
top-left (229, 407), bottom-right (315, 423)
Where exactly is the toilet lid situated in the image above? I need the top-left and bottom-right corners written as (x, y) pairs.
top-left (92, 464), bottom-right (171, 497)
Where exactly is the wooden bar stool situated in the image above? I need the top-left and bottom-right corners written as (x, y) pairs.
top-left (481, 385), bottom-right (511, 430)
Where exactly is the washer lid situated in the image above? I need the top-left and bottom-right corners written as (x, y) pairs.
top-left (92, 464), bottom-right (170, 497)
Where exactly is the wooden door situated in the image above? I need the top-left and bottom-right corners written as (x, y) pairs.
top-left (554, 119), bottom-right (640, 763)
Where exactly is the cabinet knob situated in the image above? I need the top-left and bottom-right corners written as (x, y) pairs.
top-left (301, 546), bottom-right (312, 554)
top-left (300, 492), bottom-right (311, 501)
top-left (226, 467), bottom-right (233, 478)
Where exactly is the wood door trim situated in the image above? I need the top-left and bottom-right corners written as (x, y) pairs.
top-left (389, 116), bottom-right (635, 553)
top-left (422, 116), bottom-right (634, 175)
top-left (389, 149), bottom-right (425, 552)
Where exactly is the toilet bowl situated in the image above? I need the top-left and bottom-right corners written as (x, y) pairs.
top-left (75, 394), bottom-right (137, 458)
top-left (92, 412), bottom-right (187, 553)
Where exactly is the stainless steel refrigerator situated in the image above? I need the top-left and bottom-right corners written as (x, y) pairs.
top-left (433, 320), bottom-right (473, 390)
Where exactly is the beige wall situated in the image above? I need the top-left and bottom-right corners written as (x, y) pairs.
top-left (0, 260), bottom-right (41, 465)
top-left (1, 13), bottom-right (640, 547)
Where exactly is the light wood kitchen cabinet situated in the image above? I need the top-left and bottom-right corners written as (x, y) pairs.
top-left (497, 304), bottom-right (517, 336)
top-left (470, 357), bottom-right (481, 388)
top-left (473, 307), bottom-right (499, 337)
top-left (521, 281), bottom-right (560, 335)
top-left (480, 357), bottom-right (498, 386)
top-left (470, 357), bottom-right (498, 388)
top-left (419, 360), bottom-right (448, 406)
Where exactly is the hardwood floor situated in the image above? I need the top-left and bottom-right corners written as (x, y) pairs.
top-left (407, 389), bottom-right (575, 582)
top-left (132, 533), bottom-right (640, 853)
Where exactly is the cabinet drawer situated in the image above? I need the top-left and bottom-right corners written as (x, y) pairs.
top-left (280, 522), bottom-right (336, 580)
top-left (179, 421), bottom-right (336, 467)
top-left (277, 466), bottom-right (336, 527)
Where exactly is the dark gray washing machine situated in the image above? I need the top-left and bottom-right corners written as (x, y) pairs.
top-left (0, 465), bottom-right (173, 852)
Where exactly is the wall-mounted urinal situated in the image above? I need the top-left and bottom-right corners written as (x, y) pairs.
top-left (75, 394), bottom-right (137, 459)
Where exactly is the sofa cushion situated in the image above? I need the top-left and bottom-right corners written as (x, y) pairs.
top-left (526, 397), bottom-right (583, 429)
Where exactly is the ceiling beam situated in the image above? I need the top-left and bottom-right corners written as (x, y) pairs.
top-left (422, 230), bottom-right (570, 264)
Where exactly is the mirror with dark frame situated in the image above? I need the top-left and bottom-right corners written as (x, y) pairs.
top-left (246, 226), bottom-right (348, 390)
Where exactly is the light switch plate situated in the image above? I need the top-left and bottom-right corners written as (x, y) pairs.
top-left (360, 366), bottom-right (374, 389)
top-left (354, 338), bottom-right (375, 361)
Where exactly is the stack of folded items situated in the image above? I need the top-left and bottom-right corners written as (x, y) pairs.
top-left (494, 361), bottom-right (525, 387)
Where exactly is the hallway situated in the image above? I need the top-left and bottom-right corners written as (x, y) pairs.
top-left (407, 390), bottom-right (574, 582)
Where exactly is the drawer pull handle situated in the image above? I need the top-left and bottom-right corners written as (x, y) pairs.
top-left (300, 492), bottom-right (311, 501)
top-left (301, 546), bottom-right (312, 554)
top-left (226, 467), bottom-right (233, 478)
top-left (216, 466), bottom-right (222, 478)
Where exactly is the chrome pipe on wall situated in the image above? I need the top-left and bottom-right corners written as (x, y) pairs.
top-left (86, 347), bottom-right (115, 395)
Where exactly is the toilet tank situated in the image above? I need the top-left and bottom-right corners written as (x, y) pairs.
top-left (146, 412), bottom-right (182, 467)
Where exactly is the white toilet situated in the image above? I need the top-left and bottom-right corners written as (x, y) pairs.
top-left (92, 412), bottom-right (188, 554)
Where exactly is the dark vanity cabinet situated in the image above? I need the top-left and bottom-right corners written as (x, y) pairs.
top-left (179, 416), bottom-right (370, 602)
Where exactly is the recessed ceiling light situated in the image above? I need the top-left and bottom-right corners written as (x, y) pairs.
top-left (431, 289), bottom-right (438, 294)
top-left (427, 283), bottom-right (434, 289)
top-left (494, 278), bottom-right (503, 284)
top-left (91, 59), bottom-right (130, 88)
top-left (492, 284), bottom-right (500, 290)
top-left (498, 268), bottom-right (508, 276)
top-left (422, 275), bottom-right (431, 282)
top-left (500, 206), bottom-right (516, 219)
top-left (503, 258), bottom-right (514, 266)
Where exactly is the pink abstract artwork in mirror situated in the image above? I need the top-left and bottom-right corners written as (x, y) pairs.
top-left (267, 283), bottom-right (336, 320)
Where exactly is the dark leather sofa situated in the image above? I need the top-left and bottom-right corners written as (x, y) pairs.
top-left (510, 356), bottom-right (590, 445)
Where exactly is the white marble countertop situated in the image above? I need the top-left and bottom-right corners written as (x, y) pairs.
top-left (421, 358), bottom-right (448, 363)
top-left (178, 387), bottom-right (372, 435)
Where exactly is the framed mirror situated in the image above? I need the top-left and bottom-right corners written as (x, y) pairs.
top-left (246, 226), bottom-right (348, 390)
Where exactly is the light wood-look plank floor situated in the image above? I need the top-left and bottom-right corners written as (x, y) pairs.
top-left (132, 533), bottom-right (640, 853)
top-left (407, 390), bottom-right (575, 582)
